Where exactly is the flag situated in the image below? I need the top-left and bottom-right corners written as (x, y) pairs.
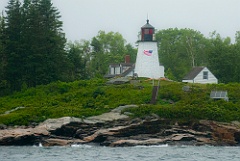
top-left (143, 50), bottom-right (153, 56)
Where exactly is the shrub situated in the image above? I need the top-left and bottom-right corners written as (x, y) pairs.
top-left (1, 79), bottom-right (240, 126)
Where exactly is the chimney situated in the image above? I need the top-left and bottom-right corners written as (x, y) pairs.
top-left (125, 55), bottom-right (130, 63)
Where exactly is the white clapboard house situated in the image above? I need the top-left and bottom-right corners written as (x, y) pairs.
top-left (105, 55), bottom-right (135, 78)
top-left (182, 66), bottom-right (218, 84)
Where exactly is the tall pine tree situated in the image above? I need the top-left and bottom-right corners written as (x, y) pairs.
top-left (0, 13), bottom-right (8, 94)
top-left (35, 0), bottom-right (67, 84)
top-left (5, 0), bottom-right (24, 91)
top-left (4, 0), bottom-right (67, 90)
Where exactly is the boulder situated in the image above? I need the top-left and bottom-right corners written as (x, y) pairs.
top-left (0, 126), bottom-right (49, 145)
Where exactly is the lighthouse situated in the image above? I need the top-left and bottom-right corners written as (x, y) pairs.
top-left (134, 20), bottom-right (164, 79)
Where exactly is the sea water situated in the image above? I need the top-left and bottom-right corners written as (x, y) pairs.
top-left (0, 145), bottom-right (240, 161)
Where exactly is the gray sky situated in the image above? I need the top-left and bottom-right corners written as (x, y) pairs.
top-left (1, 0), bottom-right (240, 44)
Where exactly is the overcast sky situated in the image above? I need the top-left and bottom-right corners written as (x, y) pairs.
top-left (1, 0), bottom-right (240, 44)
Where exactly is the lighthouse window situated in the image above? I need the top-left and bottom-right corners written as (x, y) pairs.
top-left (144, 29), bottom-right (149, 34)
top-left (149, 29), bottom-right (153, 34)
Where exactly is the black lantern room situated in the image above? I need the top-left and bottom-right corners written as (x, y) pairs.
top-left (141, 19), bottom-right (155, 41)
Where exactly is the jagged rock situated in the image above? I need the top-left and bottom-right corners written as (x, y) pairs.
top-left (110, 138), bottom-right (166, 147)
top-left (0, 126), bottom-right (49, 145)
top-left (42, 138), bottom-right (70, 146)
top-left (83, 126), bottom-right (128, 142)
top-left (0, 124), bottom-right (7, 130)
top-left (39, 117), bottom-right (83, 131)
top-left (85, 112), bottom-right (128, 123)
top-left (1, 105), bottom-right (240, 146)
top-left (111, 105), bottom-right (138, 113)
top-left (42, 138), bottom-right (85, 146)
top-left (199, 120), bottom-right (240, 145)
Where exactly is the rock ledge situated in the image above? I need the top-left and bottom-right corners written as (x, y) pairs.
top-left (0, 105), bottom-right (240, 146)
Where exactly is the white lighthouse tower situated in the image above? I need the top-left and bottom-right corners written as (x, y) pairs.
top-left (134, 20), bottom-right (164, 79)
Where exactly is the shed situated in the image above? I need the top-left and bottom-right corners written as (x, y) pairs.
top-left (210, 91), bottom-right (229, 101)
top-left (182, 67), bottom-right (218, 84)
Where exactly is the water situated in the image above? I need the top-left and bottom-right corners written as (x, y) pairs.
top-left (1, 145), bottom-right (240, 161)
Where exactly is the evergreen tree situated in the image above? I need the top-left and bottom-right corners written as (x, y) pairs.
top-left (4, 0), bottom-right (66, 90)
top-left (0, 14), bottom-right (8, 94)
top-left (36, 0), bottom-right (66, 84)
top-left (5, 0), bottom-right (24, 91)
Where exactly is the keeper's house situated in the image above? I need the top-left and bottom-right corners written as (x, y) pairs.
top-left (182, 66), bottom-right (218, 84)
top-left (105, 55), bottom-right (135, 78)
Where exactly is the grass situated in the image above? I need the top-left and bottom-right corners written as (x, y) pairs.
top-left (0, 78), bottom-right (240, 125)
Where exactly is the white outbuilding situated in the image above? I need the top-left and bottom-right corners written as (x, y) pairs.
top-left (182, 66), bottom-right (218, 84)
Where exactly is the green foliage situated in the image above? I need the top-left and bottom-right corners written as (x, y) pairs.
top-left (156, 28), bottom-right (209, 81)
top-left (88, 31), bottom-right (137, 78)
top-left (65, 40), bottom-right (90, 81)
top-left (0, 79), bottom-right (150, 125)
top-left (156, 28), bottom-right (240, 83)
top-left (208, 32), bottom-right (240, 83)
top-left (1, 79), bottom-right (240, 126)
top-left (2, 0), bottom-right (66, 92)
top-left (123, 104), bottom-right (155, 118)
top-left (92, 87), bottom-right (105, 99)
top-left (123, 81), bottom-right (240, 122)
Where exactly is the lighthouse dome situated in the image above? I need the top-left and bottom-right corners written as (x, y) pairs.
top-left (141, 19), bottom-right (154, 29)
top-left (141, 19), bottom-right (155, 41)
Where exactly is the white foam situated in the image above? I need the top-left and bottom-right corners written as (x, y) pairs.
top-left (135, 144), bottom-right (168, 148)
top-left (71, 144), bottom-right (92, 148)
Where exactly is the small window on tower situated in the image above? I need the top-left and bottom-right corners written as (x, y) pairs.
top-left (149, 29), bottom-right (153, 34)
top-left (144, 29), bottom-right (149, 34)
top-left (203, 71), bottom-right (208, 79)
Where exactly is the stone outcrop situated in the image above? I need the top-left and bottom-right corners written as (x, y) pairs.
top-left (0, 105), bottom-right (240, 146)
top-left (0, 125), bottom-right (49, 145)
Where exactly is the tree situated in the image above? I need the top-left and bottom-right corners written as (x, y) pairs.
top-left (65, 40), bottom-right (90, 80)
top-left (0, 14), bottom-right (6, 77)
top-left (0, 13), bottom-right (8, 95)
top-left (125, 43), bottom-right (137, 63)
top-left (208, 32), bottom-right (236, 83)
top-left (89, 31), bottom-right (128, 77)
top-left (29, 0), bottom-right (66, 85)
top-left (234, 31), bottom-right (240, 82)
top-left (180, 29), bottom-right (208, 68)
top-left (4, 0), bottom-right (67, 91)
top-left (5, 0), bottom-right (24, 91)
top-left (155, 28), bottom-right (209, 81)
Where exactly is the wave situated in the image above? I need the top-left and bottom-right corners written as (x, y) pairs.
top-left (135, 144), bottom-right (168, 148)
top-left (70, 144), bottom-right (92, 148)
top-left (32, 143), bottom-right (43, 147)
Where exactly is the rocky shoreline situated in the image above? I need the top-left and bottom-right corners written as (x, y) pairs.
top-left (0, 105), bottom-right (240, 147)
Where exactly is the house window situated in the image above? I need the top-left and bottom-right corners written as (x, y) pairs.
top-left (203, 71), bottom-right (208, 79)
